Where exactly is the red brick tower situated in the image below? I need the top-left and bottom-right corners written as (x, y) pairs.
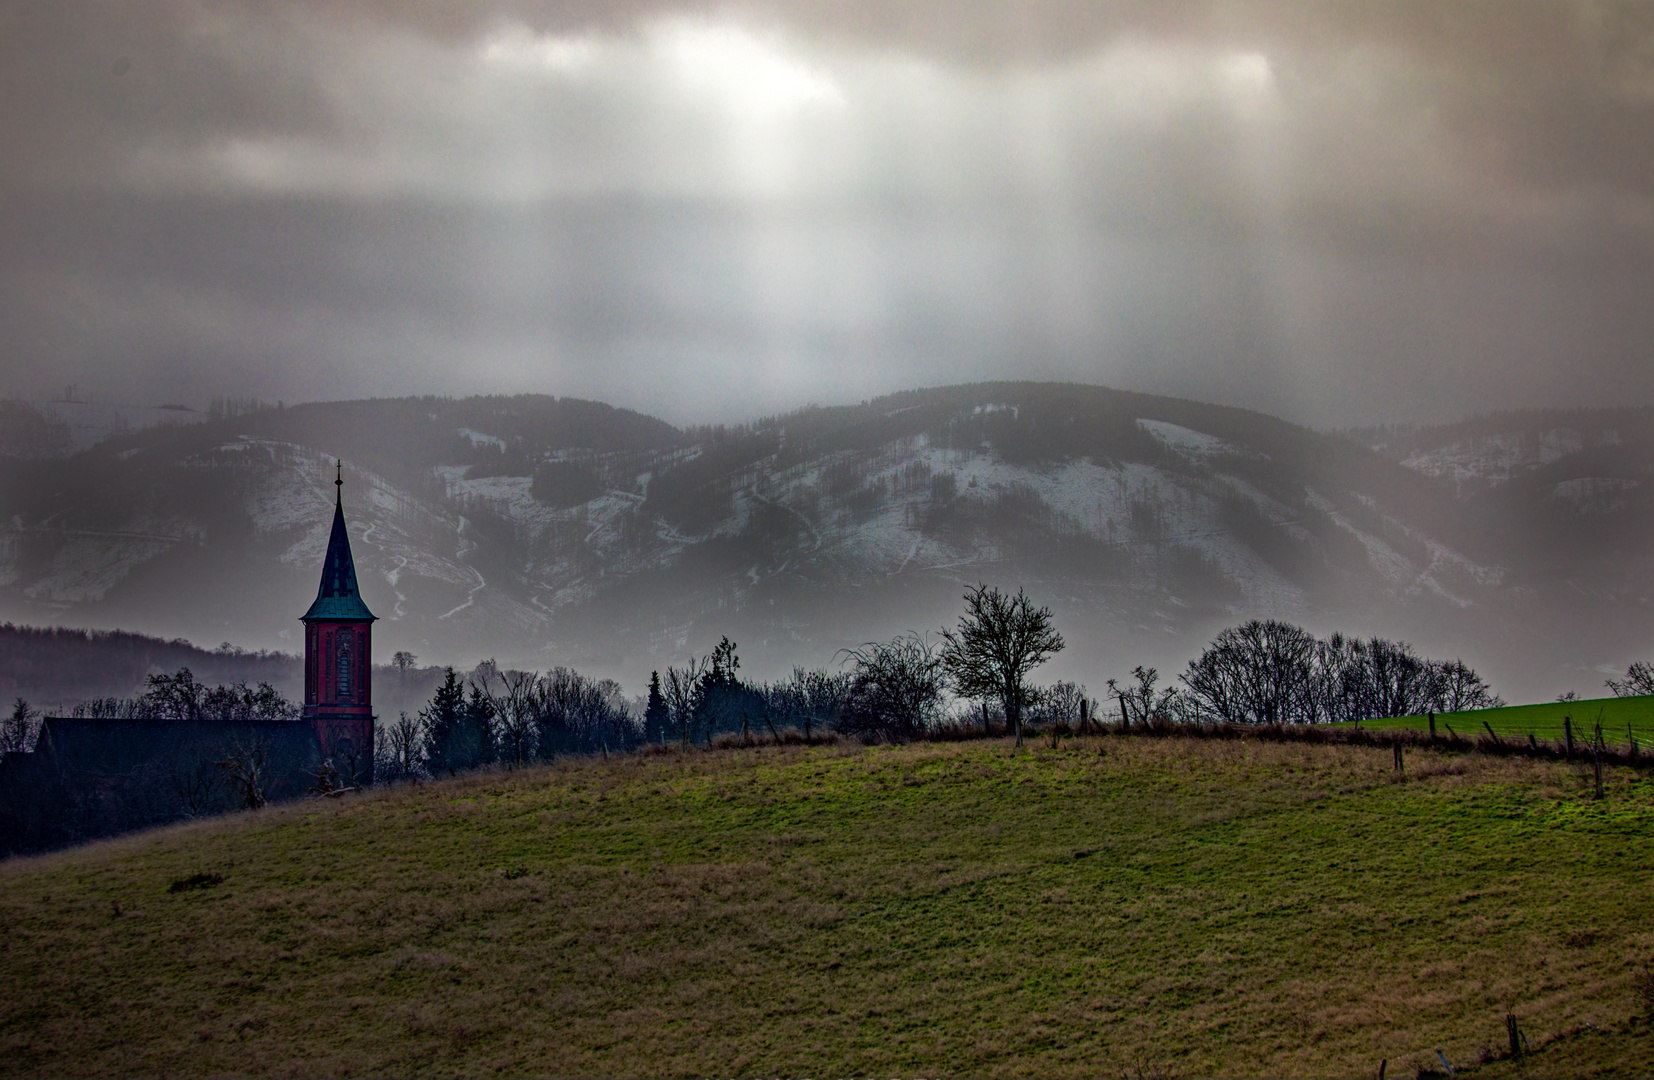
top-left (302, 461), bottom-right (376, 784)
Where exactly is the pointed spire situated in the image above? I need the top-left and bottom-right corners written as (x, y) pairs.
top-left (302, 460), bottom-right (376, 622)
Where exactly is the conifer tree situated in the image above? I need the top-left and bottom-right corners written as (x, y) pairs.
top-left (419, 668), bottom-right (468, 775)
top-left (460, 682), bottom-right (498, 767)
top-left (645, 671), bottom-right (669, 746)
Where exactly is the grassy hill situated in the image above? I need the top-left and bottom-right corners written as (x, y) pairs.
top-left (1337, 694), bottom-right (1654, 749)
top-left (3, 735), bottom-right (1653, 1077)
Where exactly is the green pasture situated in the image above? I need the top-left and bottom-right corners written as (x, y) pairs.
top-left (5, 736), bottom-right (1654, 1077)
top-left (1336, 693), bottom-right (1654, 748)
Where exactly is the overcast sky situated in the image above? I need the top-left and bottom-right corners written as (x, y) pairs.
top-left (3, 1), bottom-right (1652, 427)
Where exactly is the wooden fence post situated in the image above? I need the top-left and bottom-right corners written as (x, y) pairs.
top-left (1428, 712), bottom-right (1436, 740)
top-left (1393, 740), bottom-right (1403, 773)
top-left (1594, 728), bottom-right (1604, 800)
top-left (1506, 1013), bottom-right (1522, 1058)
top-left (1564, 716), bottom-right (1573, 761)
top-left (1079, 697), bottom-right (1089, 735)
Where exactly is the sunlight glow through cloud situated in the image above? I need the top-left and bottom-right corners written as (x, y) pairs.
top-left (139, 19), bottom-right (1310, 214)
top-left (646, 20), bottom-right (847, 120)
top-left (477, 18), bottom-right (847, 120)
top-left (7, 1), bottom-right (1653, 439)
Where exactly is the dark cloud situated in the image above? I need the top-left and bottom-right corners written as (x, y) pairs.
top-left (0, 3), bottom-right (337, 191)
top-left (1, 1), bottom-right (1651, 425)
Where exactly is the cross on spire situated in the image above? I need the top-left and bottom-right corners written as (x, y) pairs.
top-left (335, 459), bottom-right (343, 504)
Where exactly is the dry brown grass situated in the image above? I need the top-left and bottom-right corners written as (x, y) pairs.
top-left (2, 734), bottom-right (1653, 1077)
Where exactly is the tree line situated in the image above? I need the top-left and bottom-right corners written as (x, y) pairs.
top-left (21, 581), bottom-right (1654, 860)
top-left (375, 661), bottom-right (638, 780)
top-left (68, 667), bottom-right (300, 723)
top-left (644, 585), bottom-right (1071, 749)
top-left (1110, 619), bottom-right (1504, 727)
top-left (0, 623), bottom-right (300, 712)
top-left (640, 604), bottom-right (1517, 750)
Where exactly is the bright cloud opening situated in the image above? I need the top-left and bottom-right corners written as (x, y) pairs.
top-left (646, 20), bottom-right (847, 121)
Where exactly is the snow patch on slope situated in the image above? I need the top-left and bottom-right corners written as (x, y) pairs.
top-left (783, 445), bottom-right (1310, 617)
top-left (1401, 429), bottom-right (1584, 489)
top-left (457, 428), bottom-right (507, 450)
top-left (1138, 419), bottom-right (1248, 460)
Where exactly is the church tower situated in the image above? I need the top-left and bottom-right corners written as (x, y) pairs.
top-left (302, 462), bottom-right (376, 784)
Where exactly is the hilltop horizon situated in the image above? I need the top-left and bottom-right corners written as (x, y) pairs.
top-left (11, 381), bottom-right (1654, 441)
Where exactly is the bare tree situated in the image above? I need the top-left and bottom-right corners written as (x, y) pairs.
top-left (477, 664), bottom-right (541, 768)
top-left (1356, 637), bottom-right (1436, 720)
top-left (70, 697), bottom-right (147, 719)
top-left (142, 668), bottom-right (206, 720)
top-left (1033, 681), bottom-right (1093, 730)
top-left (940, 584), bottom-right (1065, 747)
top-left (836, 632), bottom-right (948, 742)
top-left (1309, 633), bottom-right (1361, 724)
top-left (334, 735), bottom-right (372, 790)
top-left (1110, 667), bottom-right (1175, 727)
top-left (1179, 620), bottom-right (1318, 725)
top-left (1429, 658), bottom-right (1505, 713)
top-left (1126, 666), bottom-right (1158, 726)
top-left (530, 667), bottom-right (636, 758)
top-left (663, 656), bottom-right (707, 750)
top-left (201, 681), bottom-right (299, 723)
top-left (1606, 661), bottom-right (1654, 698)
top-left (788, 667), bottom-right (850, 740)
top-left (216, 734), bottom-right (270, 810)
top-left (377, 711), bottom-right (424, 781)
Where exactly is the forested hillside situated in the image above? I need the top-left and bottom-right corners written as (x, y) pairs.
top-left (2, 385), bottom-right (1650, 701)
top-left (0, 625), bottom-right (298, 712)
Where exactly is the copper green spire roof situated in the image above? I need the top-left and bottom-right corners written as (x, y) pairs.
top-left (301, 462), bottom-right (376, 622)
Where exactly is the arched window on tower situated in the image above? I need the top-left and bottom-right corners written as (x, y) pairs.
top-left (337, 635), bottom-right (352, 701)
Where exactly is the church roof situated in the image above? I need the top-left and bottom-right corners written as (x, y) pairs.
top-left (37, 716), bottom-right (319, 778)
top-left (302, 472), bottom-right (376, 622)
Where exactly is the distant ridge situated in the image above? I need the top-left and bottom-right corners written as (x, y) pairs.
top-left (0, 624), bottom-right (299, 710)
top-left (2, 383), bottom-right (1651, 702)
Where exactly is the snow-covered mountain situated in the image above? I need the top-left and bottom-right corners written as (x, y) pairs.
top-left (3, 386), bottom-right (1651, 702)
